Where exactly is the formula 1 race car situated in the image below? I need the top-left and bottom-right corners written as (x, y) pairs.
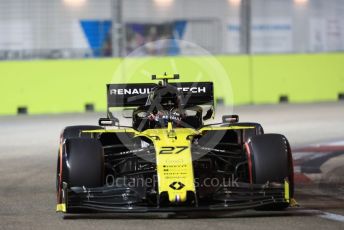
top-left (56, 74), bottom-right (294, 213)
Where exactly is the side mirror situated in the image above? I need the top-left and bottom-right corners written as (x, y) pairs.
top-left (222, 115), bottom-right (239, 123)
top-left (203, 108), bottom-right (214, 120)
top-left (98, 117), bottom-right (119, 126)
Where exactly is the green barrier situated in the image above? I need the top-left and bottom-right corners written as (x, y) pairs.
top-left (0, 54), bottom-right (343, 115)
top-left (252, 54), bottom-right (344, 103)
top-left (0, 59), bottom-right (120, 115)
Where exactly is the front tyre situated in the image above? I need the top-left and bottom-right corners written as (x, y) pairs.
top-left (56, 138), bottom-right (104, 210)
top-left (65, 138), bottom-right (104, 188)
top-left (245, 134), bottom-right (294, 210)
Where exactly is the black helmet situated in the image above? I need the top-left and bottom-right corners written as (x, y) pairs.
top-left (146, 85), bottom-right (182, 110)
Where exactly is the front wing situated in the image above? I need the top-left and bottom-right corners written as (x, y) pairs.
top-left (57, 181), bottom-right (290, 213)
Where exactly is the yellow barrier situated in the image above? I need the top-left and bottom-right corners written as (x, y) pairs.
top-left (0, 54), bottom-right (343, 115)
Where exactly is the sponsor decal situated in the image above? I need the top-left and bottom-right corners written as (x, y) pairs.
top-left (169, 181), bottom-right (185, 190)
top-left (176, 87), bottom-right (207, 94)
top-left (109, 88), bottom-right (152, 95)
top-left (109, 87), bottom-right (207, 95)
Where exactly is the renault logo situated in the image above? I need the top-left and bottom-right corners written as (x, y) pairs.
top-left (169, 182), bottom-right (185, 190)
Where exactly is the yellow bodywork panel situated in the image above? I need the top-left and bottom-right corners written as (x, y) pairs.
top-left (284, 179), bottom-right (290, 203)
top-left (152, 73), bottom-right (178, 80)
top-left (144, 126), bottom-right (197, 203)
top-left (82, 124), bottom-right (255, 203)
top-left (56, 203), bottom-right (66, 212)
top-left (198, 126), bottom-right (256, 133)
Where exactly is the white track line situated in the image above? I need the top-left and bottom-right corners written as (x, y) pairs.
top-left (318, 211), bottom-right (344, 223)
top-left (296, 209), bottom-right (344, 223)
top-left (310, 140), bottom-right (344, 147)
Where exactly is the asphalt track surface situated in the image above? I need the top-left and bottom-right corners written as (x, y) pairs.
top-left (0, 103), bottom-right (344, 230)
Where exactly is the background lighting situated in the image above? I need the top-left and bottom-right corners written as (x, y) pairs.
top-left (154, 0), bottom-right (174, 8)
top-left (228, 0), bottom-right (242, 7)
top-left (63, 0), bottom-right (86, 8)
top-left (294, 0), bottom-right (308, 6)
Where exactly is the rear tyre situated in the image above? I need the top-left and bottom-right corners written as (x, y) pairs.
top-left (60, 125), bottom-right (102, 140)
top-left (236, 122), bottom-right (264, 143)
top-left (246, 134), bottom-right (294, 210)
top-left (225, 122), bottom-right (264, 144)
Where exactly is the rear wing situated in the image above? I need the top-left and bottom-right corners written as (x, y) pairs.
top-left (107, 82), bottom-right (214, 108)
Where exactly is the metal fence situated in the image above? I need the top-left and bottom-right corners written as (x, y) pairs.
top-left (1, 0), bottom-right (344, 60)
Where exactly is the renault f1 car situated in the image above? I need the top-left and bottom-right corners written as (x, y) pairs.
top-left (56, 74), bottom-right (294, 213)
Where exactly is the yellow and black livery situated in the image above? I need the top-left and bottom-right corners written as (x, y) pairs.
top-left (56, 74), bottom-right (294, 213)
